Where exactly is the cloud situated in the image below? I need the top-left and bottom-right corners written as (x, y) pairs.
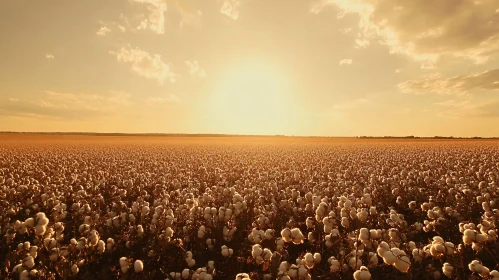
top-left (435, 99), bottom-right (499, 118)
top-left (0, 91), bottom-right (131, 120)
top-left (339, 59), bottom-right (353, 65)
top-left (313, 0), bottom-right (499, 64)
top-left (220, 0), bottom-right (240, 20)
top-left (147, 94), bottom-right (181, 104)
top-left (175, 1), bottom-right (203, 28)
top-left (131, 0), bottom-right (167, 34)
top-left (45, 54), bottom-right (54, 59)
top-left (96, 26), bottom-right (111, 36)
top-left (110, 46), bottom-right (179, 84)
top-left (398, 69), bottom-right (499, 95)
top-left (185, 60), bottom-right (206, 78)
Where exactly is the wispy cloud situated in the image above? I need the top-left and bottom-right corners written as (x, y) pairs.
top-left (0, 91), bottom-right (131, 120)
top-left (398, 69), bottom-right (499, 95)
top-left (147, 94), bottom-right (181, 104)
top-left (435, 99), bottom-right (499, 118)
top-left (312, 0), bottom-right (499, 64)
top-left (110, 46), bottom-right (179, 84)
top-left (220, 0), bottom-right (240, 20)
top-left (96, 26), bottom-right (111, 36)
top-left (131, 0), bottom-right (167, 34)
top-left (185, 60), bottom-right (206, 78)
top-left (339, 59), bottom-right (353, 66)
top-left (45, 54), bottom-right (54, 59)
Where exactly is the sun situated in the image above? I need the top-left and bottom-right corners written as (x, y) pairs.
top-left (206, 60), bottom-right (294, 135)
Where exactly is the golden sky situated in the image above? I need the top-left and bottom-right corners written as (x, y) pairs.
top-left (1, 0), bottom-right (499, 136)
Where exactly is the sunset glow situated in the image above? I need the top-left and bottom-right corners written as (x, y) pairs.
top-left (1, 0), bottom-right (499, 136)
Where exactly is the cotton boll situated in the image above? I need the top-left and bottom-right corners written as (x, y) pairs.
top-left (341, 217), bottom-right (350, 228)
top-left (490, 270), bottom-right (499, 280)
top-left (353, 266), bottom-right (371, 280)
top-left (442, 263), bottom-right (453, 277)
top-left (182, 269), bottom-right (190, 279)
top-left (313, 253), bottom-right (321, 264)
top-left (97, 240), bottom-right (105, 253)
top-left (134, 260), bottom-right (143, 273)
top-left (393, 253), bottom-right (411, 273)
top-left (329, 257), bottom-right (341, 273)
top-left (34, 225), bottom-right (47, 236)
top-left (368, 252), bottom-right (378, 267)
top-left (235, 273), bottom-right (250, 280)
top-left (252, 244), bottom-right (263, 258)
top-left (71, 264), bottom-right (79, 275)
top-left (348, 257), bottom-right (362, 270)
top-left (262, 248), bottom-right (272, 261)
top-left (304, 253), bottom-right (314, 268)
top-left (23, 255), bottom-right (35, 268)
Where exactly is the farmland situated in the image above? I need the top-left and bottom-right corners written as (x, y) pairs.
top-left (1, 134), bottom-right (498, 279)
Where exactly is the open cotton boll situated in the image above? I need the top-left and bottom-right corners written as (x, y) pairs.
top-left (304, 253), bottom-right (314, 268)
top-left (251, 244), bottom-right (263, 258)
top-left (490, 270), bottom-right (499, 280)
top-left (182, 269), bottom-right (191, 279)
top-left (134, 260), bottom-right (143, 273)
top-left (353, 266), bottom-right (371, 280)
top-left (235, 273), bottom-right (250, 280)
top-left (23, 255), bottom-right (35, 269)
top-left (34, 225), bottom-right (47, 236)
top-left (280, 228), bottom-right (292, 242)
top-left (392, 250), bottom-right (411, 273)
top-left (71, 264), bottom-right (79, 275)
top-left (221, 245), bottom-right (233, 257)
top-left (97, 240), bottom-right (105, 253)
top-left (442, 263), bottom-right (453, 277)
top-left (329, 257), bottom-right (340, 273)
top-left (348, 256), bottom-right (362, 270)
top-left (341, 217), bottom-right (350, 228)
top-left (25, 217), bottom-right (35, 228)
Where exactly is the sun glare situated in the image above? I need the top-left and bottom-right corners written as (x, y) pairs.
top-left (207, 60), bottom-right (293, 135)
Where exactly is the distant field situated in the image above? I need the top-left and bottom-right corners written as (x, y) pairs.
top-left (1, 133), bottom-right (498, 146)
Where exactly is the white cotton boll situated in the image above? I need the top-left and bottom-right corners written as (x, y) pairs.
top-left (442, 263), bottom-right (453, 277)
top-left (34, 225), bottom-right (46, 236)
top-left (490, 270), bottom-right (499, 280)
top-left (393, 252), bottom-right (411, 273)
top-left (134, 260), bottom-right (143, 273)
top-left (353, 266), bottom-right (371, 280)
top-left (19, 270), bottom-right (30, 280)
top-left (329, 257), bottom-right (340, 273)
top-left (348, 257), bottom-right (362, 270)
top-left (120, 257), bottom-right (129, 268)
top-left (235, 273), bottom-right (251, 280)
top-left (306, 217), bottom-right (314, 228)
top-left (97, 240), bottom-right (105, 253)
top-left (264, 229), bottom-right (274, 240)
top-left (463, 229), bottom-right (476, 245)
top-left (25, 217), bottom-right (35, 228)
top-left (182, 269), bottom-right (190, 279)
top-left (71, 264), bottom-right (79, 275)
top-left (252, 244), bottom-right (263, 258)
top-left (262, 248), bottom-right (272, 261)
top-left (313, 253), bottom-right (321, 264)
top-left (23, 255), bottom-right (35, 268)
top-left (187, 258), bottom-right (196, 267)
top-left (298, 265), bottom-right (308, 278)
top-left (382, 250), bottom-right (396, 265)
top-left (304, 253), bottom-right (314, 268)
top-left (341, 217), bottom-right (350, 228)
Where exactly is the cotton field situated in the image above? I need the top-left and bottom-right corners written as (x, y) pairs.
top-left (1, 135), bottom-right (499, 280)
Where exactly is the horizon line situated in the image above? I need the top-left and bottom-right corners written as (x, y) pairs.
top-left (1, 131), bottom-right (498, 139)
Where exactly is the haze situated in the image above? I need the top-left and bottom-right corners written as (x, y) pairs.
top-left (1, 0), bottom-right (499, 137)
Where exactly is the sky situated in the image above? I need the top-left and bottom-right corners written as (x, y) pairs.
top-left (0, 0), bottom-right (499, 137)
